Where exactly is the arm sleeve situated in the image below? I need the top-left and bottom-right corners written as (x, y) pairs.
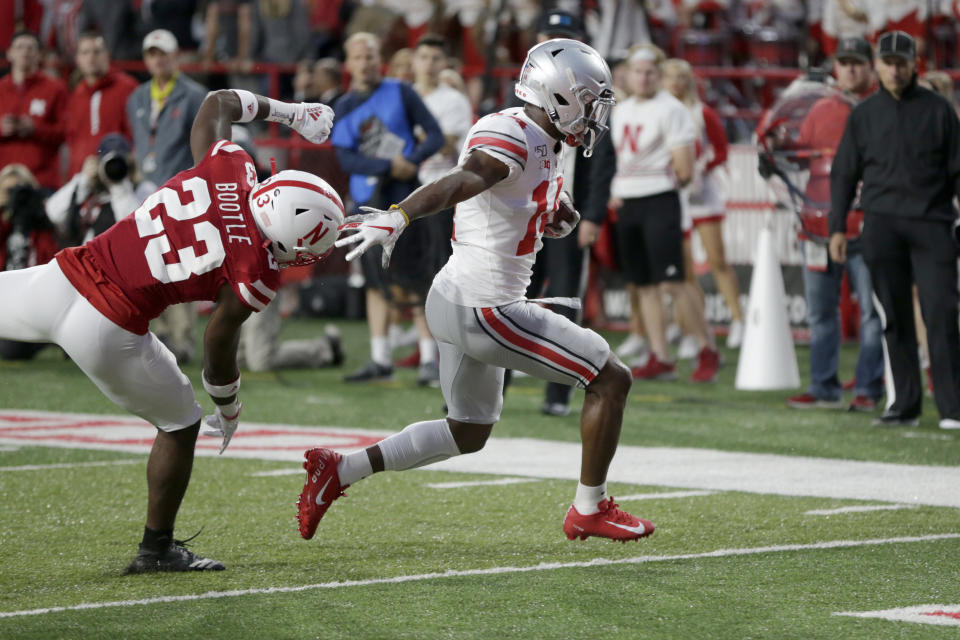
top-left (401, 84), bottom-right (444, 165)
top-left (29, 83), bottom-right (67, 145)
top-left (582, 132), bottom-right (616, 224)
top-left (829, 111), bottom-right (862, 235)
top-left (334, 146), bottom-right (391, 176)
top-left (44, 173), bottom-right (85, 229)
top-left (666, 103), bottom-right (697, 150)
top-left (702, 105), bottom-right (728, 173)
top-left (460, 114), bottom-right (527, 180)
top-left (944, 104), bottom-right (960, 200)
top-left (107, 180), bottom-right (141, 219)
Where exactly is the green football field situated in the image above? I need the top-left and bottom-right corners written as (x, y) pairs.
top-left (1, 317), bottom-right (959, 639)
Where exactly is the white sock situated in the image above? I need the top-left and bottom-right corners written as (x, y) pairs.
top-left (388, 324), bottom-right (406, 350)
top-left (371, 336), bottom-right (391, 367)
top-left (419, 338), bottom-right (438, 364)
top-left (337, 451), bottom-right (373, 486)
top-left (573, 482), bottom-right (607, 515)
top-left (379, 419), bottom-right (460, 471)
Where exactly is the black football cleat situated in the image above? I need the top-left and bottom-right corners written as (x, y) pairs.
top-left (124, 540), bottom-right (225, 574)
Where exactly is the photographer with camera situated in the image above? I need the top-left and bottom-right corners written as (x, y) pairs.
top-left (45, 134), bottom-right (155, 247)
top-left (0, 163), bottom-right (57, 360)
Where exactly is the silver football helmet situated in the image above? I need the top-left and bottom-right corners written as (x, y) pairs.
top-left (514, 38), bottom-right (615, 157)
top-left (248, 170), bottom-right (344, 267)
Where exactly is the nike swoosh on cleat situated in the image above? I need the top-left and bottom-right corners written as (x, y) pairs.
top-left (314, 476), bottom-right (333, 506)
top-left (606, 521), bottom-right (648, 535)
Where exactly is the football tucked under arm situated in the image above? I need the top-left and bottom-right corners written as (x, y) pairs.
top-left (544, 190), bottom-right (580, 239)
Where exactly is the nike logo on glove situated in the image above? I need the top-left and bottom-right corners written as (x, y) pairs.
top-left (606, 520), bottom-right (648, 535)
top-left (314, 476), bottom-right (333, 506)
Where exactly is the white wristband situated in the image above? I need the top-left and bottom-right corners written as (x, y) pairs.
top-left (202, 371), bottom-right (241, 398)
top-left (217, 399), bottom-right (241, 420)
top-left (265, 98), bottom-right (296, 126)
top-left (231, 89), bottom-right (259, 123)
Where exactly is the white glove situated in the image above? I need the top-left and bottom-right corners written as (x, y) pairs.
top-left (201, 402), bottom-right (242, 455)
top-left (334, 206), bottom-right (409, 268)
top-left (544, 191), bottom-right (580, 239)
top-left (290, 103), bottom-right (334, 144)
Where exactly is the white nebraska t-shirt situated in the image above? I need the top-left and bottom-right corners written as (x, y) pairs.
top-left (610, 89), bottom-right (696, 199)
top-left (417, 84), bottom-right (474, 185)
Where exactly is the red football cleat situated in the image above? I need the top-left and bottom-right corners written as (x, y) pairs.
top-left (631, 353), bottom-right (677, 380)
top-left (297, 448), bottom-right (348, 540)
top-left (562, 497), bottom-right (655, 543)
top-left (690, 347), bottom-right (720, 383)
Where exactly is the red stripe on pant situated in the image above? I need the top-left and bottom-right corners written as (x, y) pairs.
top-left (480, 307), bottom-right (595, 383)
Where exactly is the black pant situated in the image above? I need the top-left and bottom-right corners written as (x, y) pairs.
top-left (861, 213), bottom-right (960, 419)
top-left (527, 233), bottom-right (590, 406)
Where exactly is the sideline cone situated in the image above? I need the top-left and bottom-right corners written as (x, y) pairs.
top-left (735, 223), bottom-right (800, 390)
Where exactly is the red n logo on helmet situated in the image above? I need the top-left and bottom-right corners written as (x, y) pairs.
top-left (299, 219), bottom-right (330, 246)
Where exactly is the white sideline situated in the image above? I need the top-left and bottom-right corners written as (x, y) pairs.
top-left (0, 459), bottom-right (143, 472)
top-left (249, 469), bottom-right (305, 477)
top-left (805, 504), bottom-right (917, 516)
top-left (617, 490), bottom-right (718, 501)
top-left (2, 533), bottom-right (958, 620)
top-left (426, 478), bottom-right (541, 489)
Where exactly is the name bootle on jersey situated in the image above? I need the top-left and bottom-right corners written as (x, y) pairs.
top-left (56, 139), bottom-right (280, 334)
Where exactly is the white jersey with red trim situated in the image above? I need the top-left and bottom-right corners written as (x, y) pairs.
top-left (610, 90), bottom-right (696, 199)
top-left (432, 107), bottom-right (565, 307)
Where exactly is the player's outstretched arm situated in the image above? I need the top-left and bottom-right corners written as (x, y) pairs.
top-left (200, 285), bottom-right (253, 454)
top-left (335, 150), bottom-right (509, 266)
top-left (189, 89), bottom-right (334, 166)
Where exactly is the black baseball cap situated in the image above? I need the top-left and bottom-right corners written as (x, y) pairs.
top-left (834, 35), bottom-right (872, 63)
top-left (97, 133), bottom-right (131, 157)
top-left (536, 9), bottom-right (585, 40)
top-left (876, 30), bottom-right (916, 62)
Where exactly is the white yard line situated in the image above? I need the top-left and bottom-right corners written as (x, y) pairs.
top-left (902, 432), bottom-right (954, 441)
top-left (0, 459), bottom-right (142, 472)
top-left (617, 490), bottom-right (718, 501)
top-left (2, 533), bottom-right (958, 620)
top-left (805, 504), bottom-right (917, 516)
top-left (835, 604), bottom-right (960, 627)
top-left (426, 478), bottom-right (541, 489)
top-left (249, 469), bottom-right (305, 477)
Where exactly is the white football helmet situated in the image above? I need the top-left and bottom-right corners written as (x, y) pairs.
top-left (514, 38), bottom-right (615, 157)
top-left (248, 170), bottom-right (344, 267)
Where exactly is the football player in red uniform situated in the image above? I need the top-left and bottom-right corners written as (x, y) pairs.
top-left (0, 89), bottom-right (342, 573)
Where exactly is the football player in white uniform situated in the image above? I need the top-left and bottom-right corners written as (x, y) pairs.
top-left (298, 39), bottom-right (656, 544)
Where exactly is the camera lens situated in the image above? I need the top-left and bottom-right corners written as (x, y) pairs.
top-left (101, 152), bottom-right (129, 182)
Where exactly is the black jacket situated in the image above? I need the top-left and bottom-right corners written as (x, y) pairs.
top-left (829, 75), bottom-right (960, 234)
top-left (578, 130), bottom-right (616, 225)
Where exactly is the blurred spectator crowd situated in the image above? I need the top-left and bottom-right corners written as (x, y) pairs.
top-left (4, 1), bottom-right (960, 162)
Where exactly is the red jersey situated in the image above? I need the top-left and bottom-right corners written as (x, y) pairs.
top-left (796, 94), bottom-right (863, 239)
top-left (65, 70), bottom-right (139, 177)
top-left (56, 140), bottom-right (280, 334)
top-left (0, 70), bottom-right (68, 188)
